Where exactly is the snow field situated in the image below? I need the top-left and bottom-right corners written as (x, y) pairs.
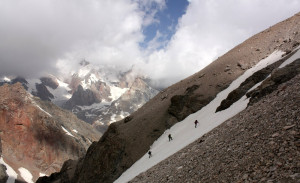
top-left (46, 78), bottom-right (72, 104)
top-left (110, 86), bottom-right (129, 101)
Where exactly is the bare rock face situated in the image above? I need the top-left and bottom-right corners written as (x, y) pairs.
top-left (73, 124), bottom-right (126, 183)
top-left (64, 85), bottom-right (101, 110)
top-left (0, 164), bottom-right (8, 183)
top-left (0, 83), bottom-right (100, 182)
top-left (34, 83), bottom-right (55, 101)
top-left (216, 54), bottom-right (288, 112)
top-left (40, 76), bottom-right (59, 89)
top-left (168, 85), bottom-right (215, 121)
top-left (11, 77), bottom-right (29, 90)
top-left (39, 12), bottom-right (300, 183)
top-left (36, 159), bottom-right (78, 183)
top-left (247, 58), bottom-right (300, 105)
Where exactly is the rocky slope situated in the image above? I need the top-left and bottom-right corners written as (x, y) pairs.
top-left (38, 12), bottom-right (300, 183)
top-left (0, 83), bottom-right (100, 182)
top-left (130, 72), bottom-right (300, 183)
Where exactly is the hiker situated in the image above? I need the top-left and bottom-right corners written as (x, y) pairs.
top-left (168, 134), bottom-right (173, 141)
top-left (148, 151), bottom-right (152, 158)
top-left (194, 120), bottom-right (199, 128)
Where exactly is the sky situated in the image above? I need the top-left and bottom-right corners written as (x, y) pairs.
top-left (0, 0), bottom-right (300, 88)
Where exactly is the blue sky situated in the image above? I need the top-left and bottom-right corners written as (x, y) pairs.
top-left (1, 0), bottom-right (300, 87)
top-left (141, 0), bottom-right (189, 49)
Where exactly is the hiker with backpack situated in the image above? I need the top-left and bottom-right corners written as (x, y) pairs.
top-left (168, 134), bottom-right (173, 141)
top-left (194, 120), bottom-right (199, 128)
top-left (148, 150), bottom-right (152, 158)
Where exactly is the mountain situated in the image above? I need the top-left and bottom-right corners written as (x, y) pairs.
top-left (63, 64), bottom-right (159, 132)
top-left (0, 83), bottom-right (101, 182)
top-left (37, 12), bottom-right (300, 183)
top-left (0, 63), bottom-right (159, 133)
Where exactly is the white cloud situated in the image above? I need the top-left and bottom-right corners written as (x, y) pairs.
top-left (0, 0), bottom-right (299, 88)
top-left (141, 0), bottom-right (300, 87)
top-left (0, 0), bottom-right (164, 78)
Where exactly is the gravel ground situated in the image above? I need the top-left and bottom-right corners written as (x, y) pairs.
top-left (130, 74), bottom-right (300, 183)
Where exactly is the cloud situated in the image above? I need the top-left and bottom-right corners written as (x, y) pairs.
top-left (142, 0), bottom-right (300, 87)
top-left (1, 0), bottom-right (300, 89)
top-left (0, 0), bottom-right (164, 78)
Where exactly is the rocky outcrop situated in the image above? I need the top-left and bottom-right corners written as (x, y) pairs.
top-left (40, 76), bottom-right (59, 89)
top-left (215, 52), bottom-right (289, 112)
top-left (34, 83), bottom-right (55, 101)
top-left (168, 85), bottom-right (216, 121)
top-left (40, 12), bottom-right (300, 183)
top-left (11, 77), bottom-right (29, 90)
top-left (68, 75), bottom-right (82, 94)
top-left (0, 164), bottom-right (8, 183)
top-left (217, 49), bottom-right (300, 112)
top-left (64, 85), bottom-right (100, 110)
top-left (73, 124), bottom-right (126, 183)
top-left (130, 73), bottom-right (300, 183)
top-left (247, 58), bottom-right (300, 105)
top-left (0, 137), bottom-right (8, 183)
top-left (90, 80), bottom-right (111, 102)
top-left (0, 83), bottom-right (100, 182)
top-left (36, 159), bottom-right (78, 183)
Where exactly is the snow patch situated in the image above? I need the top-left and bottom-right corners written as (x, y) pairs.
top-left (78, 67), bottom-right (91, 78)
top-left (47, 78), bottom-right (72, 105)
top-left (85, 113), bottom-right (97, 118)
top-left (119, 111), bottom-right (130, 119)
top-left (0, 157), bottom-right (18, 183)
top-left (89, 73), bottom-right (99, 83)
top-left (110, 114), bottom-right (117, 124)
top-left (115, 50), bottom-right (285, 183)
top-left (279, 48), bottom-right (300, 68)
top-left (94, 120), bottom-right (105, 126)
top-left (35, 104), bottom-right (52, 117)
top-left (72, 129), bottom-right (78, 133)
top-left (18, 167), bottom-right (33, 183)
top-left (39, 172), bottom-right (47, 177)
top-left (30, 98), bottom-right (52, 117)
top-left (81, 73), bottom-right (100, 90)
top-left (77, 102), bottom-right (111, 111)
top-left (3, 77), bottom-right (11, 82)
top-left (61, 126), bottom-right (75, 138)
top-left (109, 86), bottom-right (128, 101)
